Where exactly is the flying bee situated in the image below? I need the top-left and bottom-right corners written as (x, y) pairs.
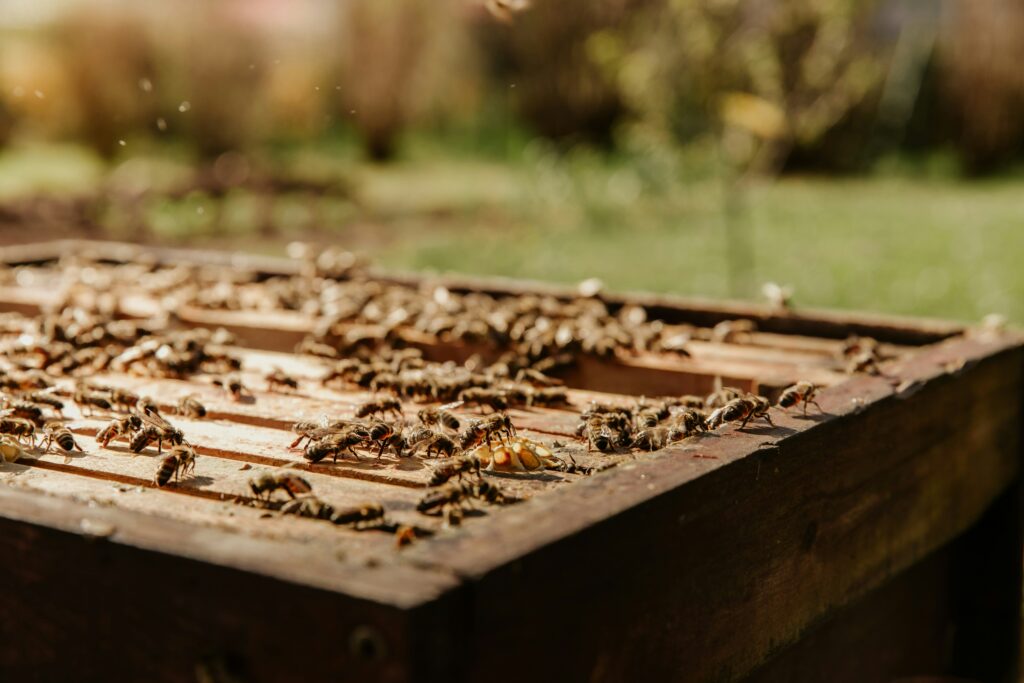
top-left (154, 445), bottom-right (197, 487)
top-left (176, 395), bottom-right (207, 419)
top-left (213, 375), bottom-right (248, 401)
top-left (0, 418), bottom-right (35, 446)
top-left (457, 388), bottom-right (508, 413)
top-left (428, 453), bottom-right (482, 486)
top-left (777, 381), bottom-right (822, 415)
top-left (249, 471), bottom-right (313, 500)
top-left (355, 396), bottom-right (403, 420)
top-left (417, 405), bottom-right (461, 431)
top-left (265, 368), bottom-right (299, 393)
top-left (304, 428), bottom-right (367, 464)
top-left (130, 411), bottom-right (187, 454)
top-left (41, 422), bottom-right (82, 454)
top-left (96, 414), bottom-right (143, 448)
top-left (331, 502), bottom-right (385, 528)
top-left (22, 391), bottom-right (64, 416)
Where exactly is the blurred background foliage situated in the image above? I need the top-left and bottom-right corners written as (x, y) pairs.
top-left (0, 0), bottom-right (1021, 322)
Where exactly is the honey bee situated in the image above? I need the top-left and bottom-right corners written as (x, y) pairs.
top-left (416, 480), bottom-right (507, 515)
top-left (355, 397), bottom-right (403, 420)
top-left (711, 319), bottom-right (757, 344)
top-left (0, 418), bottom-right (35, 446)
top-left (420, 433), bottom-right (458, 459)
top-left (633, 426), bottom-right (682, 451)
top-left (514, 368), bottom-right (562, 387)
top-left (672, 408), bottom-right (708, 436)
top-left (40, 422), bottom-right (82, 454)
top-left (777, 381), bottom-right (822, 415)
top-left (457, 388), bottom-right (508, 413)
top-left (154, 445), bottom-right (197, 487)
top-left (330, 502), bottom-right (385, 527)
top-left (459, 413), bottom-right (515, 450)
top-left (705, 386), bottom-right (744, 410)
top-left (417, 405), bottom-right (461, 432)
top-left (22, 391), bottom-right (64, 416)
top-left (530, 387), bottom-right (571, 408)
top-left (108, 387), bottom-right (141, 412)
top-left (3, 401), bottom-right (45, 428)
top-left (176, 395), bottom-right (207, 419)
top-left (281, 495), bottom-right (336, 520)
top-left (129, 412), bottom-right (188, 454)
top-left (362, 420), bottom-right (398, 458)
top-left (265, 368), bottom-right (300, 393)
top-left (249, 471), bottom-right (313, 500)
top-left (707, 395), bottom-right (774, 430)
top-left (213, 375), bottom-right (248, 401)
top-left (395, 525), bottom-right (417, 547)
top-left (73, 387), bottom-right (112, 416)
top-left (428, 453), bottom-right (481, 486)
top-left (304, 428), bottom-right (367, 463)
top-left (96, 414), bottom-right (143, 447)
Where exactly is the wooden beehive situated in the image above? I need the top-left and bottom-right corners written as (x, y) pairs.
top-left (0, 240), bottom-right (1020, 683)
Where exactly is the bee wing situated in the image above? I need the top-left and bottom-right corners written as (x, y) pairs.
top-left (138, 410), bottom-right (174, 431)
top-left (439, 401), bottom-right (464, 411)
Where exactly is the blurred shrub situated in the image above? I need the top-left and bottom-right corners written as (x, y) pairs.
top-left (51, 7), bottom-right (158, 157)
top-left (596, 0), bottom-right (887, 173)
top-left (938, 0), bottom-right (1024, 172)
top-left (335, 0), bottom-right (475, 161)
top-left (480, 0), bottom-right (652, 145)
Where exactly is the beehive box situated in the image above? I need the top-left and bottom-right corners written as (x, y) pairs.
top-left (0, 240), bottom-right (1020, 683)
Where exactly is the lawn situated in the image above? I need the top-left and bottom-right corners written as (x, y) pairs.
top-left (1, 140), bottom-right (1022, 324)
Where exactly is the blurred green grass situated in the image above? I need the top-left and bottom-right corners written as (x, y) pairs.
top-left (2, 140), bottom-right (1022, 324)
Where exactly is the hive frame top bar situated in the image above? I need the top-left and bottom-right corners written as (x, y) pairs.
top-left (0, 238), bottom-right (964, 345)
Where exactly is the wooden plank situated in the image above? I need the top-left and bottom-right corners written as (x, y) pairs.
top-left (399, 334), bottom-right (1023, 682)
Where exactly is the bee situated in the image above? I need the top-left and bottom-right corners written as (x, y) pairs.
top-left (635, 402), bottom-right (671, 429)
top-left (304, 428), bottom-right (367, 463)
top-left (249, 471), bottom-right (313, 500)
top-left (176, 395), bottom-right (207, 419)
top-left (73, 387), bottom-right (112, 416)
top-left (0, 418), bottom-right (35, 446)
top-left (395, 525), bottom-right (418, 547)
top-left (416, 480), bottom-right (507, 515)
top-left (129, 412), bottom-right (187, 454)
top-left (281, 495), bottom-right (336, 520)
top-left (422, 433), bottom-right (459, 459)
top-left (673, 408), bottom-right (708, 436)
top-left (331, 502), bottom-right (385, 528)
top-left (96, 414), bottom-right (143, 447)
top-left (265, 368), bottom-right (299, 393)
top-left (846, 350), bottom-right (882, 376)
top-left (428, 453), bottom-right (482, 486)
top-left (108, 387), bottom-right (141, 412)
top-left (707, 396), bottom-right (774, 430)
top-left (417, 405), bottom-right (461, 432)
top-left (213, 375), bottom-right (248, 401)
top-left (4, 401), bottom-right (45, 428)
top-left (40, 422), bottom-right (82, 454)
top-left (0, 435), bottom-right (26, 463)
top-left (705, 386), bottom-right (744, 410)
top-left (711, 319), bottom-right (757, 344)
top-left (22, 391), bottom-right (64, 416)
top-left (459, 414), bottom-right (515, 450)
top-left (457, 388), bottom-right (508, 413)
top-left (362, 420), bottom-right (398, 458)
top-left (355, 396), bottom-right (403, 420)
top-left (515, 368), bottom-right (562, 387)
top-left (777, 381), bottom-right (822, 415)
top-left (137, 396), bottom-right (161, 417)
top-left (633, 426), bottom-right (682, 451)
top-left (154, 445), bottom-right (197, 487)
top-left (530, 387), bottom-right (571, 408)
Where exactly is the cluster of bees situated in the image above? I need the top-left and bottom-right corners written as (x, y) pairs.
top-left (577, 381), bottom-right (821, 453)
